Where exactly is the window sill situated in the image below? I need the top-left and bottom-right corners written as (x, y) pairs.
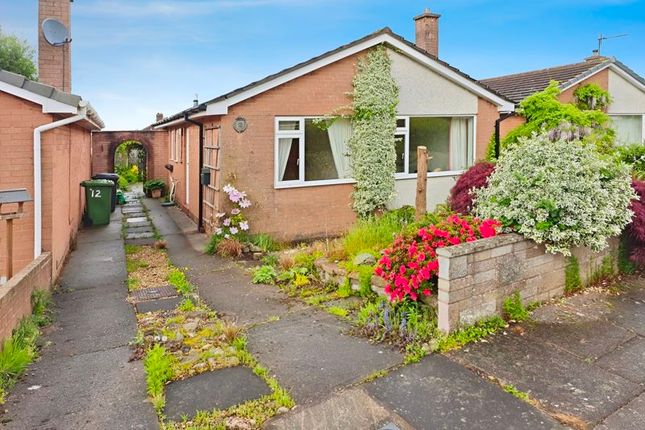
top-left (395, 170), bottom-right (465, 180)
top-left (273, 171), bottom-right (465, 189)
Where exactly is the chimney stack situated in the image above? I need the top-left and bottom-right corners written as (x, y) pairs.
top-left (414, 8), bottom-right (441, 57)
top-left (156, 113), bottom-right (164, 122)
top-left (38, 0), bottom-right (72, 92)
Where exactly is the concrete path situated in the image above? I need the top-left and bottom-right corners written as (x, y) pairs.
top-left (144, 200), bottom-right (561, 429)
top-left (451, 282), bottom-right (645, 429)
top-left (1, 208), bottom-right (157, 429)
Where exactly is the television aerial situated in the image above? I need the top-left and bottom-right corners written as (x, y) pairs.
top-left (597, 33), bottom-right (627, 55)
top-left (41, 18), bottom-right (71, 46)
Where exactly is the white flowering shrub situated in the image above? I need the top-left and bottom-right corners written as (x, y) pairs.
top-left (347, 46), bottom-right (398, 216)
top-left (475, 133), bottom-right (636, 255)
top-left (214, 184), bottom-right (251, 239)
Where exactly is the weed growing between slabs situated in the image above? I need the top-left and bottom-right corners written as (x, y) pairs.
top-left (0, 291), bottom-right (53, 404)
top-left (127, 245), bottom-right (294, 428)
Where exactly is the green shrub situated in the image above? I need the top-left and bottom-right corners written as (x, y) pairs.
top-left (252, 265), bottom-right (277, 284)
top-left (502, 291), bottom-right (529, 321)
top-left (0, 338), bottom-right (33, 389)
top-left (615, 143), bottom-right (645, 180)
top-left (476, 132), bottom-right (635, 255)
top-left (204, 234), bottom-right (223, 255)
top-left (178, 297), bottom-right (195, 312)
top-left (143, 179), bottom-right (165, 191)
top-left (144, 344), bottom-right (175, 411)
top-left (117, 175), bottom-right (129, 191)
top-left (327, 306), bottom-right (349, 318)
top-left (435, 316), bottom-right (506, 352)
top-left (337, 278), bottom-right (352, 298)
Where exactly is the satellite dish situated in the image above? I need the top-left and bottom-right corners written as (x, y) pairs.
top-left (42, 18), bottom-right (71, 46)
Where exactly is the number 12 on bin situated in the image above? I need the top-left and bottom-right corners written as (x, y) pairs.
top-left (91, 189), bottom-right (102, 198)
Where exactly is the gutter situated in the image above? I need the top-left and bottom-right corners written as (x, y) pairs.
top-left (494, 112), bottom-right (514, 159)
top-left (33, 102), bottom-right (90, 258)
top-left (184, 113), bottom-right (205, 233)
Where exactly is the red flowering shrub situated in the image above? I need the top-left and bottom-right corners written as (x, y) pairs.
top-left (448, 162), bottom-right (496, 215)
top-left (626, 180), bottom-right (645, 264)
top-left (375, 215), bottom-right (501, 302)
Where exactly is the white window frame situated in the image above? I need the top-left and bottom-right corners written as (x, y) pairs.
top-left (273, 115), bottom-right (476, 189)
top-left (170, 130), bottom-right (176, 162)
top-left (274, 116), bottom-right (355, 189)
top-left (609, 113), bottom-right (645, 145)
top-left (394, 114), bottom-right (477, 179)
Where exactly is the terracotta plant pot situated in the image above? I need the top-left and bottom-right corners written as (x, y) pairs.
top-left (151, 189), bottom-right (162, 199)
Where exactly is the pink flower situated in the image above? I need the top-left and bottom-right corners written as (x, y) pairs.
top-left (230, 227), bottom-right (239, 235)
top-left (239, 221), bottom-right (249, 231)
top-left (223, 218), bottom-right (231, 226)
top-left (239, 199), bottom-right (251, 208)
top-left (231, 208), bottom-right (241, 215)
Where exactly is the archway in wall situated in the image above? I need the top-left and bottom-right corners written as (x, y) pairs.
top-left (113, 140), bottom-right (147, 189)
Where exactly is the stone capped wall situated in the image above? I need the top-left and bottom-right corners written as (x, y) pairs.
top-left (436, 233), bottom-right (619, 332)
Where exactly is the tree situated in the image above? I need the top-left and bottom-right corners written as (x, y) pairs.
top-left (0, 27), bottom-right (37, 81)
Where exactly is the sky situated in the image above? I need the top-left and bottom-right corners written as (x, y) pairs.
top-left (1, 0), bottom-right (644, 130)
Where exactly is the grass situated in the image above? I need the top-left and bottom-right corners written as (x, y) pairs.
top-left (564, 255), bottom-right (582, 293)
top-left (251, 265), bottom-right (277, 284)
top-left (326, 306), bottom-right (349, 318)
top-left (434, 316), bottom-right (507, 352)
top-left (0, 291), bottom-right (53, 405)
top-left (502, 291), bottom-right (529, 322)
top-left (144, 344), bottom-right (175, 412)
top-left (250, 233), bottom-right (279, 253)
top-left (167, 268), bottom-right (193, 295)
top-left (343, 214), bottom-right (406, 259)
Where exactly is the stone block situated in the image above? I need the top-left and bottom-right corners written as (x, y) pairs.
top-left (474, 250), bottom-right (492, 262)
top-left (459, 300), bottom-right (496, 326)
top-left (474, 268), bottom-right (496, 284)
top-left (491, 244), bottom-right (512, 258)
top-left (438, 255), bottom-right (468, 280)
top-left (496, 254), bottom-right (525, 285)
top-left (474, 258), bottom-right (496, 273)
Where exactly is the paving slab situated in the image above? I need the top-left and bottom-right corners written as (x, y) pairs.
top-left (135, 296), bottom-right (183, 314)
top-left (451, 332), bottom-right (640, 424)
top-left (366, 355), bottom-right (560, 430)
top-left (529, 320), bottom-right (635, 361)
top-left (125, 231), bottom-right (155, 240)
top-left (123, 211), bottom-right (147, 219)
top-left (131, 285), bottom-right (178, 301)
top-left (247, 308), bottom-right (402, 403)
top-left (594, 391), bottom-right (645, 430)
top-left (59, 239), bottom-right (126, 290)
top-left (264, 388), bottom-right (412, 430)
top-left (596, 336), bottom-right (645, 383)
top-left (126, 224), bottom-right (157, 234)
top-left (164, 367), bottom-right (272, 421)
top-left (122, 206), bottom-right (144, 213)
top-left (607, 294), bottom-right (645, 336)
top-left (125, 236), bottom-right (157, 246)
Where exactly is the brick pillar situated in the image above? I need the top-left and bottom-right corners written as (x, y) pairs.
top-left (414, 8), bottom-right (441, 58)
top-left (38, 0), bottom-right (72, 92)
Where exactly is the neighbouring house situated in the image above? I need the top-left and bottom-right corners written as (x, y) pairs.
top-left (0, 0), bottom-right (103, 340)
top-left (482, 55), bottom-right (645, 144)
top-left (153, 10), bottom-right (515, 241)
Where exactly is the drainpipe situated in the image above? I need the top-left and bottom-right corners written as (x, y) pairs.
top-left (184, 113), bottom-right (205, 232)
top-left (33, 102), bottom-right (89, 258)
top-left (494, 112), bottom-right (514, 159)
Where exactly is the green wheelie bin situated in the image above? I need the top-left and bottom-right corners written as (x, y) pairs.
top-left (81, 179), bottom-right (113, 226)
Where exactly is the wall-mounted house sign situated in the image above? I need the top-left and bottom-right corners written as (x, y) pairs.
top-left (233, 117), bottom-right (248, 133)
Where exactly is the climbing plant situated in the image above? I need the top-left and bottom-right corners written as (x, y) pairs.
top-left (494, 81), bottom-right (615, 157)
top-left (573, 83), bottom-right (612, 111)
top-left (347, 45), bottom-right (399, 217)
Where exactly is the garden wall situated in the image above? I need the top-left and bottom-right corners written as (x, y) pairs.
top-left (436, 233), bottom-right (619, 333)
top-left (0, 252), bottom-right (52, 342)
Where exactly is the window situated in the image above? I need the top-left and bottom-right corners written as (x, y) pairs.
top-left (611, 115), bottom-right (644, 145)
top-left (395, 116), bottom-right (474, 175)
top-left (174, 128), bottom-right (183, 162)
top-left (275, 117), bottom-right (352, 186)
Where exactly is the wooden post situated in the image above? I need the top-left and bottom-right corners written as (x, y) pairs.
top-left (416, 146), bottom-right (428, 221)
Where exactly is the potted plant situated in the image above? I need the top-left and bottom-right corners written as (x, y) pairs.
top-left (143, 179), bottom-right (165, 198)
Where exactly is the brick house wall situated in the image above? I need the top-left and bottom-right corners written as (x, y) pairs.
top-left (0, 91), bottom-right (92, 281)
top-left (170, 50), bottom-right (506, 241)
top-left (166, 124), bottom-right (200, 224)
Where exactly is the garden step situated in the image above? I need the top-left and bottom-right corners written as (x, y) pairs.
top-left (125, 237), bottom-right (157, 246)
top-left (124, 231), bottom-right (154, 240)
top-left (122, 211), bottom-right (146, 219)
top-left (164, 367), bottom-right (272, 422)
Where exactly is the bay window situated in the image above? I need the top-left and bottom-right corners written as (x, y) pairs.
top-left (610, 115), bottom-right (644, 145)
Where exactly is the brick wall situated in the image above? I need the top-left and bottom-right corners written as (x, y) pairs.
top-left (166, 124), bottom-right (200, 223)
top-left (476, 98), bottom-right (499, 160)
top-left (436, 233), bottom-right (619, 332)
top-left (0, 252), bottom-right (52, 342)
top-left (38, 0), bottom-right (71, 92)
top-left (0, 91), bottom-right (93, 282)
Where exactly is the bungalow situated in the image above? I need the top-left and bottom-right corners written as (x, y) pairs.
top-left (482, 55), bottom-right (645, 144)
top-left (153, 10), bottom-right (515, 241)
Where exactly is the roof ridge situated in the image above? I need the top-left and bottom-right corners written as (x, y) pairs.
top-left (481, 57), bottom-right (611, 83)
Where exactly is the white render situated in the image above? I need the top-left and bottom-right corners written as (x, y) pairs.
top-left (607, 68), bottom-right (645, 114)
top-left (388, 49), bottom-right (478, 116)
top-left (389, 175), bottom-right (460, 211)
